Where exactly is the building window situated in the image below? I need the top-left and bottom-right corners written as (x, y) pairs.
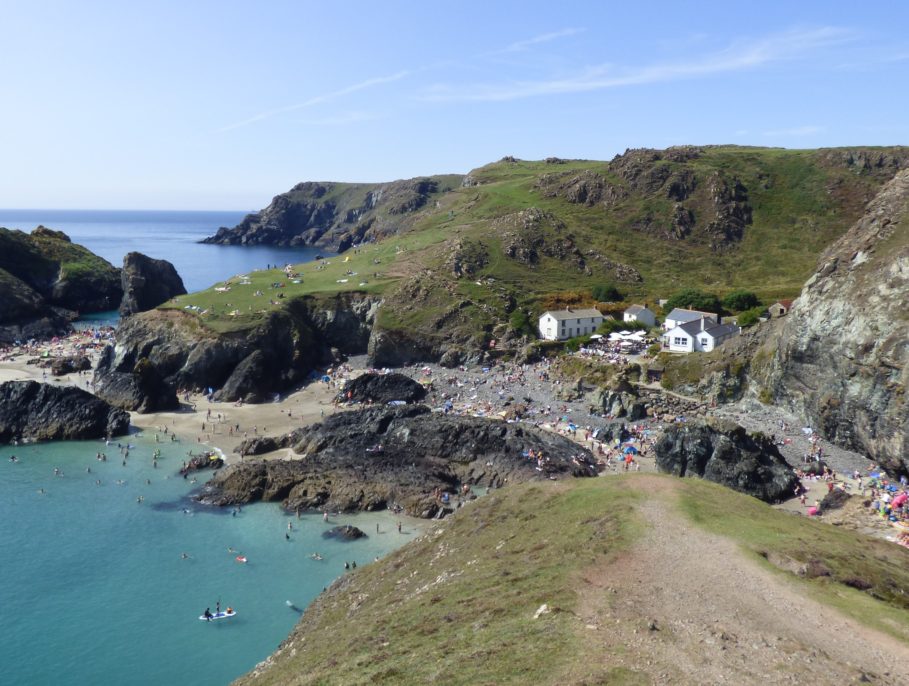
top-left (673, 337), bottom-right (686, 346)
top-left (700, 338), bottom-right (708, 346)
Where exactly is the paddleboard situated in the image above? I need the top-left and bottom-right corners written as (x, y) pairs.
top-left (199, 610), bottom-right (236, 621)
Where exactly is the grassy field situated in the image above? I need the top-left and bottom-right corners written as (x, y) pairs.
top-left (236, 475), bottom-right (909, 685)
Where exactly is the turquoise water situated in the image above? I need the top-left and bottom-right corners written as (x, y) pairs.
top-left (0, 435), bottom-right (415, 685)
top-left (0, 209), bottom-right (325, 294)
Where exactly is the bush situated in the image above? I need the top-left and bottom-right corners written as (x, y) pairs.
top-left (597, 318), bottom-right (647, 335)
top-left (664, 289), bottom-right (722, 314)
top-left (722, 290), bottom-right (760, 311)
top-left (591, 283), bottom-right (622, 302)
top-left (736, 306), bottom-right (765, 327)
top-left (564, 335), bottom-right (590, 352)
top-left (509, 309), bottom-right (535, 336)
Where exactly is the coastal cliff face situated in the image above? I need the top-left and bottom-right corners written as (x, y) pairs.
top-left (0, 227), bottom-right (122, 342)
top-left (119, 252), bottom-right (187, 316)
top-left (202, 176), bottom-right (463, 251)
top-left (768, 169), bottom-right (909, 476)
top-left (94, 293), bottom-right (380, 410)
top-left (0, 380), bottom-right (129, 442)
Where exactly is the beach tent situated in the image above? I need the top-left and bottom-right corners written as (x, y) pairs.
top-left (622, 446), bottom-right (639, 454)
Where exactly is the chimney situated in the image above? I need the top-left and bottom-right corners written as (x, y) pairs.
top-left (701, 317), bottom-right (706, 331)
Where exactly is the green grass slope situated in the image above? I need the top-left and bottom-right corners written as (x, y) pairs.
top-left (235, 475), bottom-right (909, 686)
top-left (173, 146), bottom-right (908, 347)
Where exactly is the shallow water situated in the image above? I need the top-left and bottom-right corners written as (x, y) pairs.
top-left (0, 434), bottom-right (415, 685)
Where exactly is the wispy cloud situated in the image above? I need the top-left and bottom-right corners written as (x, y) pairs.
top-left (762, 125), bottom-right (824, 137)
top-left (421, 27), bottom-right (856, 103)
top-left (296, 111), bottom-right (379, 127)
top-left (497, 28), bottom-right (585, 54)
top-left (219, 71), bottom-right (409, 132)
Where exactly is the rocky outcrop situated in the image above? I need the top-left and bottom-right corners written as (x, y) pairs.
top-left (340, 372), bottom-right (426, 405)
top-left (0, 380), bottom-right (129, 443)
top-left (202, 176), bottom-right (460, 251)
top-left (322, 525), bottom-right (367, 541)
top-left (95, 293), bottom-right (381, 409)
top-left (119, 252), bottom-right (187, 316)
top-left (50, 355), bottom-right (92, 376)
top-left (768, 168), bottom-right (909, 476)
top-left (201, 405), bottom-right (598, 517)
top-left (0, 227), bottom-right (122, 342)
top-left (654, 418), bottom-right (798, 502)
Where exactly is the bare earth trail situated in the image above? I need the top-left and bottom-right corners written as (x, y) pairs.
top-left (572, 476), bottom-right (909, 685)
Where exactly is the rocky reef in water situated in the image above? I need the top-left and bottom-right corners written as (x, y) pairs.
top-left (767, 168), bottom-right (909, 477)
top-left (0, 227), bottom-right (122, 343)
top-left (0, 380), bottom-right (129, 443)
top-left (119, 252), bottom-right (187, 316)
top-left (653, 418), bottom-right (798, 502)
top-left (199, 405), bottom-right (597, 517)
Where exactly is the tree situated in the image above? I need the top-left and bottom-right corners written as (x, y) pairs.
top-left (591, 283), bottom-right (622, 302)
top-left (736, 306), bottom-right (765, 327)
top-left (663, 289), bottom-right (721, 314)
top-left (722, 290), bottom-right (759, 312)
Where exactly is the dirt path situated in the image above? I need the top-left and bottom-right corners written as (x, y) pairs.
top-left (574, 477), bottom-right (909, 684)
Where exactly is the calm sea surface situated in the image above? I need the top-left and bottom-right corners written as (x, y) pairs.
top-left (0, 209), bottom-right (323, 294)
top-left (0, 435), bottom-right (413, 685)
top-left (0, 211), bottom-right (388, 684)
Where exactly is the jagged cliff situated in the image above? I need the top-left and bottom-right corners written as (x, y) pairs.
top-left (769, 168), bottom-right (909, 475)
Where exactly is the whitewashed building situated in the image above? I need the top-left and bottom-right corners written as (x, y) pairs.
top-left (662, 317), bottom-right (740, 353)
top-left (623, 304), bottom-right (657, 328)
top-left (663, 307), bottom-right (718, 331)
top-left (538, 308), bottom-right (604, 341)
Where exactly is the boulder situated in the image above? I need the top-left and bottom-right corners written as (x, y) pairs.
top-left (340, 372), bottom-right (427, 405)
top-left (93, 348), bottom-right (179, 413)
top-left (50, 355), bottom-right (92, 377)
top-left (180, 451), bottom-right (225, 474)
top-left (818, 488), bottom-right (851, 514)
top-left (654, 418), bottom-right (798, 502)
top-left (119, 252), bottom-right (187, 316)
top-left (0, 380), bottom-right (129, 443)
top-left (322, 525), bottom-right (367, 541)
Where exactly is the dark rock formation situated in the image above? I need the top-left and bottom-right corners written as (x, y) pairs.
top-left (119, 252), bottom-right (187, 316)
top-left (50, 356), bottom-right (92, 376)
top-left (94, 293), bottom-right (380, 409)
top-left (322, 525), bottom-right (367, 541)
top-left (93, 348), bottom-right (179, 413)
top-left (340, 373), bottom-right (426, 405)
top-left (653, 418), bottom-right (798, 502)
top-left (818, 488), bottom-right (851, 514)
top-left (202, 405), bottom-right (598, 517)
top-left (768, 168), bottom-right (909, 476)
top-left (180, 451), bottom-right (225, 474)
top-left (0, 380), bottom-right (129, 442)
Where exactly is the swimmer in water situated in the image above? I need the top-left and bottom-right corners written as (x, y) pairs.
top-left (181, 552), bottom-right (189, 560)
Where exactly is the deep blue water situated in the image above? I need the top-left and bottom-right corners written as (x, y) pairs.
top-left (0, 435), bottom-right (415, 685)
top-left (0, 209), bottom-right (323, 294)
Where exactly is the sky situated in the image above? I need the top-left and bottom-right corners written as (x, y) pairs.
top-left (1, 0), bottom-right (907, 210)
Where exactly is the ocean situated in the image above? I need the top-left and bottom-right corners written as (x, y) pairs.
top-left (0, 209), bottom-right (323, 295)
top-left (0, 210), bottom-right (391, 684)
top-left (0, 434), bottom-right (413, 685)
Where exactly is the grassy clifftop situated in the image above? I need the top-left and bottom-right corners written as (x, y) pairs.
top-left (173, 146), bottom-right (909, 345)
top-left (235, 475), bottom-right (909, 685)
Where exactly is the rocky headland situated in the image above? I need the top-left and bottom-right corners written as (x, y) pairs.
top-left (200, 404), bottom-right (597, 517)
top-left (0, 227), bottom-right (122, 343)
top-left (0, 380), bottom-right (129, 443)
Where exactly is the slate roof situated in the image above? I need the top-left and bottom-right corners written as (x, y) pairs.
top-left (624, 304), bottom-right (651, 315)
top-left (664, 308), bottom-right (715, 324)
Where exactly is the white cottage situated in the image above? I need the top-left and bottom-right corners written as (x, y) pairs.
top-left (662, 317), bottom-right (740, 353)
top-left (538, 308), bottom-right (604, 341)
top-left (623, 304), bottom-right (656, 328)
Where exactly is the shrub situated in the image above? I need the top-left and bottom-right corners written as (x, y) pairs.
top-left (591, 283), bottom-right (622, 302)
top-left (664, 289), bottom-right (721, 314)
top-left (564, 335), bottom-right (590, 352)
top-left (509, 309), bottom-right (535, 336)
top-left (722, 290), bottom-right (760, 311)
top-left (736, 306), bottom-right (765, 327)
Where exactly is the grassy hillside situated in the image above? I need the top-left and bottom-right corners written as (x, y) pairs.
top-left (171, 146), bottom-right (909, 344)
top-left (236, 475), bottom-right (909, 686)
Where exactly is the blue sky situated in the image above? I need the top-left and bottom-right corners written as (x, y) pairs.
top-left (1, 1), bottom-right (907, 209)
